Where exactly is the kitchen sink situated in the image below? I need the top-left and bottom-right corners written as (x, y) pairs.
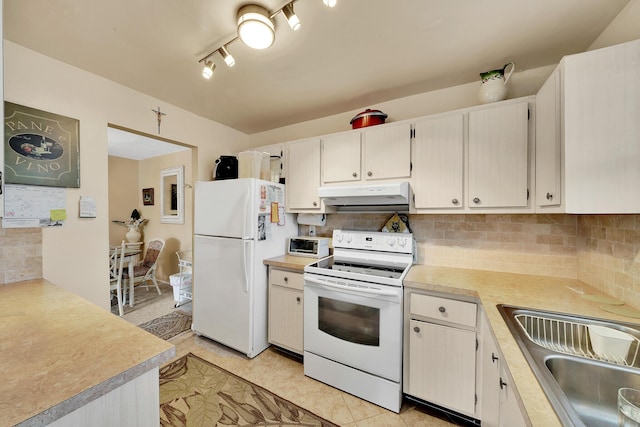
top-left (498, 305), bottom-right (640, 426)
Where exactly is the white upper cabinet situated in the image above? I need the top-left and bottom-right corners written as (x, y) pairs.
top-left (468, 100), bottom-right (530, 209)
top-left (412, 113), bottom-right (464, 210)
top-left (321, 122), bottom-right (412, 185)
top-left (538, 39), bottom-right (640, 213)
top-left (321, 132), bottom-right (361, 184)
top-left (286, 138), bottom-right (324, 212)
top-left (535, 70), bottom-right (561, 208)
top-left (362, 122), bottom-right (412, 181)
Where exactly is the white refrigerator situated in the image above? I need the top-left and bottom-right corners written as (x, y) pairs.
top-left (192, 178), bottom-right (297, 358)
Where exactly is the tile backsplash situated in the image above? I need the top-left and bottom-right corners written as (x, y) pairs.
top-left (577, 215), bottom-right (640, 309)
top-left (309, 213), bottom-right (579, 278)
top-left (307, 213), bottom-right (640, 308)
top-left (3, 213), bottom-right (639, 309)
top-left (0, 227), bottom-right (43, 284)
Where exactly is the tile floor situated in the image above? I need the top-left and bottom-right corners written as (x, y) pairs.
top-left (121, 284), bottom-right (468, 426)
top-left (167, 331), bottom-right (468, 426)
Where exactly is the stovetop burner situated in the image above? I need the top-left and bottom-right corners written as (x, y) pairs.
top-left (309, 257), bottom-right (407, 280)
top-left (304, 230), bottom-right (415, 286)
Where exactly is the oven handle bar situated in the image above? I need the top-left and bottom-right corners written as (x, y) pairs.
top-left (304, 275), bottom-right (400, 297)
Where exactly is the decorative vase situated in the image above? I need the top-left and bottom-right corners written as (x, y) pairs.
top-left (478, 62), bottom-right (515, 104)
top-left (125, 225), bottom-right (141, 243)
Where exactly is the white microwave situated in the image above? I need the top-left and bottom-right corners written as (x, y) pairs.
top-left (288, 237), bottom-right (330, 258)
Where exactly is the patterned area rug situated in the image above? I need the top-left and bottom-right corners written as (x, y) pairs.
top-left (138, 311), bottom-right (192, 340)
top-left (159, 353), bottom-right (339, 427)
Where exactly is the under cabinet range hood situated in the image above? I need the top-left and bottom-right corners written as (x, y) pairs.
top-left (318, 182), bottom-right (411, 212)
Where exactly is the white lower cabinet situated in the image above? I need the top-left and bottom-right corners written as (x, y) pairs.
top-left (404, 291), bottom-right (479, 420)
top-left (268, 267), bottom-right (303, 355)
top-left (480, 311), bottom-right (530, 427)
top-left (408, 320), bottom-right (477, 415)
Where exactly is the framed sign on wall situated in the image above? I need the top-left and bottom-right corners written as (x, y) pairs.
top-left (4, 102), bottom-right (80, 188)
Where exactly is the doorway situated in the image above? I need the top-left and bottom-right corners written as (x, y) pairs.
top-left (107, 124), bottom-right (195, 291)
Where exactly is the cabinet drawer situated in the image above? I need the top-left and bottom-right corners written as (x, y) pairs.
top-left (410, 293), bottom-right (477, 328)
top-left (269, 268), bottom-right (304, 291)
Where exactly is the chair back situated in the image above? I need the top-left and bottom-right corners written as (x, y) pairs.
top-left (142, 238), bottom-right (166, 268)
top-left (110, 241), bottom-right (127, 282)
top-left (109, 242), bottom-right (123, 280)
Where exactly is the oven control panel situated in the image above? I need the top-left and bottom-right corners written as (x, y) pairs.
top-left (332, 230), bottom-right (413, 254)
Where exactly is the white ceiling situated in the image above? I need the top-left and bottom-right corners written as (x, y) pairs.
top-left (4, 0), bottom-right (630, 137)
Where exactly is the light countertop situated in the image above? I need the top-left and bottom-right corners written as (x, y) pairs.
top-left (263, 254), bottom-right (321, 270)
top-left (0, 279), bottom-right (175, 427)
top-left (404, 265), bottom-right (638, 427)
top-left (264, 256), bottom-right (639, 426)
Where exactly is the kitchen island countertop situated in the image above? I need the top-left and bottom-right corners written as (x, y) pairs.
top-left (0, 279), bottom-right (175, 427)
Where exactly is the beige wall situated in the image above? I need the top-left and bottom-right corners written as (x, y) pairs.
top-left (589, 0), bottom-right (640, 50)
top-left (108, 156), bottom-right (139, 245)
top-left (2, 40), bottom-right (252, 310)
top-left (247, 65), bottom-right (555, 147)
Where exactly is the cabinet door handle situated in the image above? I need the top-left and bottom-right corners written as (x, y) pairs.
top-left (352, 172), bottom-right (358, 178)
top-left (367, 171), bottom-right (373, 177)
top-left (491, 352), bottom-right (499, 363)
top-left (413, 326), bottom-right (420, 333)
top-left (452, 198), bottom-right (459, 205)
top-left (546, 192), bottom-right (553, 200)
top-left (296, 296), bottom-right (301, 303)
top-left (284, 277), bottom-right (288, 282)
top-left (312, 201), bottom-right (317, 207)
top-left (473, 197), bottom-right (481, 204)
top-left (499, 378), bottom-right (507, 390)
top-left (438, 306), bottom-right (446, 313)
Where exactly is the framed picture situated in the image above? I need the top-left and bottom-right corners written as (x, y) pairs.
top-left (4, 102), bottom-right (80, 188)
top-left (143, 188), bottom-right (154, 205)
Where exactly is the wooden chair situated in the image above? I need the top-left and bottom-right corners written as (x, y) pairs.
top-left (122, 238), bottom-right (165, 307)
top-left (109, 241), bottom-right (127, 316)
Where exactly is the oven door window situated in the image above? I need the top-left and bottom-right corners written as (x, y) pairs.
top-left (318, 296), bottom-right (380, 346)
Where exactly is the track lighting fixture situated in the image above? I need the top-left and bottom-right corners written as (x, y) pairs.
top-left (219, 46), bottom-right (235, 67)
top-left (282, 3), bottom-right (301, 31)
top-left (198, 0), bottom-right (335, 79)
top-left (237, 4), bottom-right (275, 49)
top-left (201, 60), bottom-right (215, 79)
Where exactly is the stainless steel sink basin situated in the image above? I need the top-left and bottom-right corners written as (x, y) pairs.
top-left (498, 305), bottom-right (640, 427)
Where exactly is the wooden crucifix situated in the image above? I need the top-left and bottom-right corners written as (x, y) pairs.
top-left (151, 106), bottom-right (166, 134)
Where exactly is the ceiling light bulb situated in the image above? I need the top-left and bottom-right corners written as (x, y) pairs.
top-left (283, 3), bottom-right (301, 31)
top-left (202, 60), bottom-right (215, 79)
top-left (323, 0), bottom-right (337, 7)
top-left (219, 46), bottom-right (235, 67)
top-left (237, 4), bottom-right (275, 50)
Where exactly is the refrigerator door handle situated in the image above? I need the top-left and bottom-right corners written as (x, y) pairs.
top-left (242, 192), bottom-right (250, 239)
top-left (242, 239), bottom-right (250, 293)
